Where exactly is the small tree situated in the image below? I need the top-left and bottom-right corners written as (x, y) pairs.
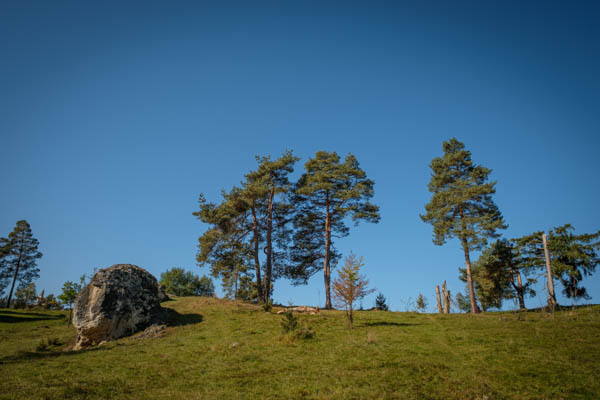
top-left (160, 267), bottom-right (215, 297)
top-left (416, 293), bottom-right (428, 313)
top-left (455, 291), bottom-right (471, 313)
top-left (3, 220), bottom-right (43, 308)
top-left (14, 283), bottom-right (37, 309)
top-left (58, 275), bottom-right (86, 324)
top-left (375, 292), bottom-right (389, 311)
top-left (332, 253), bottom-right (374, 327)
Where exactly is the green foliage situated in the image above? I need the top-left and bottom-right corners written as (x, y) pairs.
top-left (290, 151), bottom-right (380, 309)
top-left (2, 220), bottom-right (43, 308)
top-left (194, 151), bottom-right (298, 303)
top-left (13, 283), bottom-right (37, 309)
top-left (516, 225), bottom-right (600, 301)
top-left (421, 138), bottom-right (506, 313)
top-left (375, 292), bottom-right (389, 311)
top-left (420, 138), bottom-right (506, 250)
top-left (415, 293), bottom-right (428, 313)
top-left (159, 268), bottom-right (215, 297)
top-left (262, 300), bottom-right (273, 312)
top-left (280, 310), bottom-right (298, 333)
top-left (58, 275), bottom-right (86, 310)
top-left (455, 291), bottom-right (472, 313)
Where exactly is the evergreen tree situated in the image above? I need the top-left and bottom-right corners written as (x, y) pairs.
top-left (416, 293), bottom-right (428, 313)
top-left (375, 292), bottom-right (389, 311)
top-left (290, 151), bottom-right (380, 309)
top-left (244, 150), bottom-right (298, 303)
top-left (421, 139), bottom-right (506, 314)
top-left (0, 237), bottom-right (11, 297)
top-left (194, 151), bottom-right (298, 304)
top-left (4, 220), bottom-right (43, 308)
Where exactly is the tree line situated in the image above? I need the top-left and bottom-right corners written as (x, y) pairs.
top-left (194, 150), bottom-right (380, 309)
top-left (422, 138), bottom-right (600, 313)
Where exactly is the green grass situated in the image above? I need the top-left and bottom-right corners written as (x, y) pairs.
top-left (1, 298), bottom-right (599, 399)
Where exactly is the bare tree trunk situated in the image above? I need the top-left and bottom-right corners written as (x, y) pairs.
top-left (263, 188), bottom-right (275, 303)
top-left (436, 285), bottom-right (443, 313)
top-left (542, 233), bottom-right (557, 311)
top-left (323, 193), bottom-right (332, 309)
top-left (442, 281), bottom-right (451, 314)
top-left (250, 204), bottom-right (263, 302)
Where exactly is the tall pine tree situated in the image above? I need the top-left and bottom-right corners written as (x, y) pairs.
top-left (290, 151), bottom-right (380, 309)
top-left (421, 138), bottom-right (506, 314)
top-left (4, 220), bottom-right (43, 308)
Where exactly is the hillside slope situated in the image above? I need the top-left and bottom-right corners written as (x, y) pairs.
top-left (1, 298), bottom-right (599, 399)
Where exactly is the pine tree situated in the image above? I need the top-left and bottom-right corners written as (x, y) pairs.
top-left (4, 220), bottom-right (43, 308)
top-left (421, 138), bottom-right (506, 314)
top-left (290, 151), bottom-right (380, 309)
top-left (0, 237), bottom-right (11, 298)
top-left (518, 225), bottom-right (600, 303)
top-left (416, 293), bottom-right (428, 313)
top-left (375, 292), bottom-right (389, 311)
top-left (244, 150), bottom-right (298, 303)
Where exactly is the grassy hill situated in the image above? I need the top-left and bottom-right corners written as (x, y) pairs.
top-left (1, 297), bottom-right (599, 399)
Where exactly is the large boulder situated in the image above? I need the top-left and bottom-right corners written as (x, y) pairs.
top-left (73, 264), bottom-right (164, 350)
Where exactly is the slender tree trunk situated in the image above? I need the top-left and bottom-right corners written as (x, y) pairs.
top-left (458, 208), bottom-right (479, 314)
top-left (461, 239), bottom-right (480, 314)
top-left (511, 268), bottom-right (526, 310)
top-left (250, 204), bottom-right (263, 302)
top-left (349, 302), bottom-right (353, 327)
top-left (6, 235), bottom-right (24, 308)
top-left (323, 193), bottom-right (332, 309)
top-left (542, 233), bottom-right (557, 311)
top-left (263, 188), bottom-right (275, 303)
top-left (435, 285), bottom-right (443, 313)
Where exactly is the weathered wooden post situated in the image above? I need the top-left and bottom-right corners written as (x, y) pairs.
top-left (542, 233), bottom-right (557, 311)
top-left (435, 285), bottom-right (443, 313)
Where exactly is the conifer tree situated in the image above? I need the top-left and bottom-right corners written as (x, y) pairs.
top-left (244, 150), bottom-right (298, 303)
top-left (421, 139), bottom-right (506, 314)
top-left (375, 292), bottom-right (389, 311)
top-left (4, 220), bottom-right (43, 308)
top-left (518, 225), bottom-right (600, 302)
top-left (194, 151), bottom-right (298, 303)
top-left (0, 237), bottom-right (11, 297)
top-left (289, 151), bottom-right (379, 309)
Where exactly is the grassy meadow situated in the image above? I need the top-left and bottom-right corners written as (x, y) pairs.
top-left (1, 297), bottom-right (599, 399)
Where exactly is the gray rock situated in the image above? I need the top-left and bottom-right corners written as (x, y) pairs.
top-left (72, 264), bottom-right (164, 350)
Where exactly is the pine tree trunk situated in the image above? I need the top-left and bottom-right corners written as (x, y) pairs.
top-left (542, 233), bottom-right (557, 311)
top-left (263, 188), bottom-right (275, 303)
top-left (6, 235), bottom-right (24, 308)
top-left (250, 204), bottom-right (263, 302)
top-left (461, 239), bottom-right (480, 314)
top-left (435, 285), bottom-right (443, 313)
top-left (323, 195), bottom-right (332, 309)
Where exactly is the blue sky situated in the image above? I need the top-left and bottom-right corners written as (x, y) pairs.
top-left (1, 1), bottom-right (599, 311)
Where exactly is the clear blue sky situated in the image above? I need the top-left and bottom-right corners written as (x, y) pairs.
top-left (1, 1), bottom-right (599, 310)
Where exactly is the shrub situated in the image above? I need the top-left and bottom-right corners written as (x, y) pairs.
top-left (281, 310), bottom-right (298, 333)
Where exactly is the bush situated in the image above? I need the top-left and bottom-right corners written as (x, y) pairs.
top-left (281, 310), bottom-right (298, 333)
top-left (160, 268), bottom-right (215, 297)
top-left (262, 300), bottom-right (273, 312)
top-left (36, 337), bottom-right (61, 351)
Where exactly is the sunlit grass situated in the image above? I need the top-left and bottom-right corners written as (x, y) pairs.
top-left (1, 298), bottom-right (599, 399)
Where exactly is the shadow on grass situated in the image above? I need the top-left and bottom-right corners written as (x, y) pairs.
top-left (361, 321), bottom-right (419, 327)
top-left (161, 307), bottom-right (203, 327)
top-left (0, 310), bottom-right (66, 324)
top-left (0, 344), bottom-right (107, 365)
